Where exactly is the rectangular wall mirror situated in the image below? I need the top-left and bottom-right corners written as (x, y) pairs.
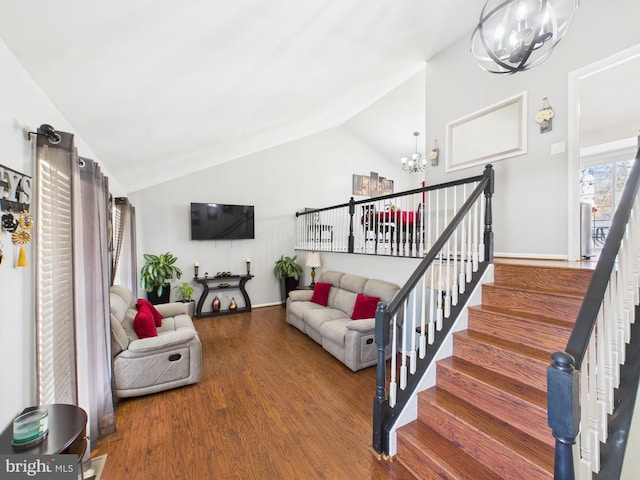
top-left (446, 91), bottom-right (527, 172)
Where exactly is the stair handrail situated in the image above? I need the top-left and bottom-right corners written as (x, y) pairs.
top-left (295, 173), bottom-right (491, 256)
top-left (373, 164), bottom-right (494, 454)
top-left (548, 144), bottom-right (640, 479)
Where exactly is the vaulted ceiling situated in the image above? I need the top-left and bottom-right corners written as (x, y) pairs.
top-left (0, 1), bottom-right (481, 191)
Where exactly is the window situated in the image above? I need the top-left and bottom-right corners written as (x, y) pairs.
top-left (35, 144), bottom-right (77, 405)
top-left (580, 144), bottom-right (635, 250)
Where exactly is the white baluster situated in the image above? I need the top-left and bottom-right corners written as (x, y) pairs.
top-left (400, 298), bottom-right (408, 390)
top-left (472, 197), bottom-right (479, 272)
top-left (452, 185), bottom-right (459, 305)
top-left (466, 211), bottom-right (473, 282)
top-left (419, 275), bottom-right (427, 358)
top-left (588, 334), bottom-right (601, 473)
top-left (428, 268), bottom-right (436, 345)
top-left (603, 284), bottom-right (616, 410)
top-left (443, 191), bottom-right (451, 318)
top-left (578, 362), bottom-right (592, 477)
top-left (409, 290), bottom-right (417, 374)
top-left (595, 308), bottom-right (609, 441)
top-left (426, 190), bottom-right (432, 253)
top-left (459, 194), bottom-right (466, 294)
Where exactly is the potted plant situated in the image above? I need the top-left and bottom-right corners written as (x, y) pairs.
top-left (174, 281), bottom-right (195, 317)
top-left (174, 281), bottom-right (194, 302)
top-left (140, 252), bottom-right (183, 304)
top-left (273, 255), bottom-right (303, 306)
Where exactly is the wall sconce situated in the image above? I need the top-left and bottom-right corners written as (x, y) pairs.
top-left (28, 124), bottom-right (62, 144)
top-left (305, 252), bottom-right (321, 287)
top-left (429, 140), bottom-right (439, 166)
top-left (535, 97), bottom-right (554, 133)
top-left (470, 0), bottom-right (580, 74)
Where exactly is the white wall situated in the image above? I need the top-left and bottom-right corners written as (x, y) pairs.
top-left (0, 39), bottom-right (122, 428)
top-left (424, 0), bottom-right (640, 258)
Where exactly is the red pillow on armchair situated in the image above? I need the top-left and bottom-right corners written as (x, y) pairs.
top-left (310, 282), bottom-right (332, 307)
top-left (137, 298), bottom-right (163, 327)
top-left (133, 304), bottom-right (158, 338)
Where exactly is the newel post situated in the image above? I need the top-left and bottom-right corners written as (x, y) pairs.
top-left (483, 164), bottom-right (494, 262)
top-left (372, 302), bottom-right (390, 454)
top-left (348, 197), bottom-right (355, 254)
top-left (547, 351), bottom-right (579, 480)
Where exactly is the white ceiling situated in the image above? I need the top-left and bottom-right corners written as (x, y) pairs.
top-left (0, 1), bottom-right (481, 191)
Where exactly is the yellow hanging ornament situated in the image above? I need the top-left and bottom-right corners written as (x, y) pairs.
top-left (11, 229), bottom-right (31, 244)
top-left (12, 211), bottom-right (33, 268)
top-left (16, 245), bottom-right (27, 267)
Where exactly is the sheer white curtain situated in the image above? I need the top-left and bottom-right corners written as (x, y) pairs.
top-left (75, 157), bottom-right (116, 442)
top-left (35, 132), bottom-right (116, 461)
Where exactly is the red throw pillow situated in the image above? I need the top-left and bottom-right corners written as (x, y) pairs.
top-left (133, 304), bottom-right (158, 338)
top-left (137, 298), bottom-right (163, 327)
top-left (351, 294), bottom-right (380, 320)
top-left (310, 282), bottom-right (332, 307)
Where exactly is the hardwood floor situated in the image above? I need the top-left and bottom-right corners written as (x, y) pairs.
top-left (93, 306), bottom-right (414, 479)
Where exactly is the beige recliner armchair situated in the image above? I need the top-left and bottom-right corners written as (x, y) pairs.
top-left (109, 285), bottom-right (202, 398)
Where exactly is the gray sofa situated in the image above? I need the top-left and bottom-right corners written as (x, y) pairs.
top-left (109, 285), bottom-right (202, 398)
top-left (286, 271), bottom-right (400, 371)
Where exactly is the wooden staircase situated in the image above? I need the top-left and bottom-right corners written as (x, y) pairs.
top-left (396, 262), bottom-right (593, 480)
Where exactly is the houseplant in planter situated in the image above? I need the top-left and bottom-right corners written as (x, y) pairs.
top-left (273, 255), bottom-right (303, 306)
top-left (140, 252), bottom-right (183, 304)
top-left (174, 281), bottom-right (195, 317)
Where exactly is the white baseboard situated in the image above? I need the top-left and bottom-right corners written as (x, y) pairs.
top-left (494, 252), bottom-right (569, 261)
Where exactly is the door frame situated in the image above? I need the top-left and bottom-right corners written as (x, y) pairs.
top-left (567, 43), bottom-right (640, 261)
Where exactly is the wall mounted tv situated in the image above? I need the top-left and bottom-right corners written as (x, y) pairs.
top-left (190, 203), bottom-right (255, 240)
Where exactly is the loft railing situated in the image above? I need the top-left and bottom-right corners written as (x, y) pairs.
top-left (548, 144), bottom-right (640, 479)
top-left (295, 169), bottom-right (490, 258)
top-left (371, 165), bottom-right (494, 454)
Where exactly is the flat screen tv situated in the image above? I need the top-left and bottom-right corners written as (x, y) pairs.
top-left (190, 203), bottom-right (255, 240)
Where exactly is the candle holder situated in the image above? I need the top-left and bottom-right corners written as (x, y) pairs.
top-left (194, 264), bottom-right (199, 278)
top-left (246, 260), bottom-right (251, 275)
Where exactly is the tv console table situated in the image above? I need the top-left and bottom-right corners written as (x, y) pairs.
top-left (194, 274), bottom-right (254, 318)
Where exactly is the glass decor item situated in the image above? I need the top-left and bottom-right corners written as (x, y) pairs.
top-left (212, 296), bottom-right (221, 312)
top-left (12, 408), bottom-right (49, 448)
top-left (229, 298), bottom-right (237, 310)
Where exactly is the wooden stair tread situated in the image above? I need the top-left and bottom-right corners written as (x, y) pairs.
top-left (421, 387), bottom-right (554, 472)
top-left (485, 282), bottom-right (585, 300)
top-left (438, 356), bottom-right (547, 408)
top-left (455, 330), bottom-right (552, 361)
top-left (493, 262), bottom-right (593, 295)
top-left (468, 304), bottom-right (574, 329)
top-left (397, 421), bottom-right (502, 480)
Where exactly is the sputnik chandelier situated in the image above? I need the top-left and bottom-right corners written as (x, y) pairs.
top-left (470, 0), bottom-right (580, 74)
